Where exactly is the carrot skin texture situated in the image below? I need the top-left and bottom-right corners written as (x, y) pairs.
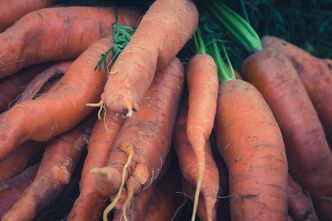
top-left (0, 64), bottom-right (50, 113)
top-left (67, 112), bottom-right (124, 221)
top-left (0, 165), bottom-right (38, 219)
top-left (262, 36), bottom-right (332, 142)
top-left (2, 122), bottom-right (91, 221)
top-left (0, 7), bottom-right (140, 78)
top-left (0, 0), bottom-right (54, 32)
top-left (94, 58), bottom-right (184, 201)
top-left (103, 0), bottom-right (198, 114)
top-left (287, 174), bottom-right (319, 221)
top-left (175, 101), bottom-right (219, 221)
top-left (0, 141), bottom-right (44, 182)
top-left (215, 79), bottom-right (288, 221)
top-left (0, 37), bottom-right (117, 161)
top-left (242, 48), bottom-right (332, 221)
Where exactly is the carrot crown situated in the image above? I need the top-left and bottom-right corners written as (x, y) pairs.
top-left (206, 0), bottom-right (262, 53)
top-left (95, 8), bottom-right (135, 72)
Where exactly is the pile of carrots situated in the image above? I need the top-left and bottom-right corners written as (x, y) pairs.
top-left (0, 0), bottom-right (331, 221)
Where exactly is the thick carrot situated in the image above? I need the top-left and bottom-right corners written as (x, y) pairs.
top-left (0, 165), bottom-right (38, 219)
top-left (262, 36), bottom-right (332, 142)
top-left (2, 120), bottom-right (92, 221)
top-left (0, 37), bottom-right (117, 161)
top-left (174, 100), bottom-right (219, 221)
top-left (186, 53), bottom-right (219, 221)
top-left (103, 0), bottom-right (198, 115)
top-left (0, 141), bottom-right (43, 182)
top-left (0, 7), bottom-right (140, 78)
top-left (16, 61), bottom-right (71, 103)
top-left (287, 174), bottom-right (319, 221)
top-left (92, 58), bottom-right (184, 221)
top-left (214, 79), bottom-right (288, 221)
top-left (67, 112), bottom-right (124, 221)
top-left (0, 64), bottom-right (50, 113)
top-left (0, 0), bottom-right (54, 32)
top-left (242, 48), bottom-right (332, 221)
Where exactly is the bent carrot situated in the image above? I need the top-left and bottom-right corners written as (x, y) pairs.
top-left (0, 64), bottom-right (50, 113)
top-left (103, 0), bottom-right (198, 115)
top-left (242, 48), bottom-right (332, 221)
top-left (0, 0), bottom-right (54, 32)
top-left (215, 79), bottom-right (288, 221)
top-left (0, 37), bottom-right (115, 161)
top-left (174, 100), bottom-right (219, 221)
top-left (0, 142), bottom-right (44, 182)
top-left (287, 174), bottom-right (319, 221)
top-left (262, 36), bottom-right (332, 142)
top-left (2, 120), bottom-right (93, 221)
top-left (186, 53), bottom-right (219, 221)
top-left (67, 112), bottom-right (124, 221)
top-left (0, 7), bottom-right (140, 78)
top-left (92, 58), bottom-right (184, 221)
top-left (0, 165), bottom-right (38, 219)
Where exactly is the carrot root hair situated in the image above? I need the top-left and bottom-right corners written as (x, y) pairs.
top-left (91, 142), bottom-right (134, 221)
top-left (122, 187), bottom-right (134, 221)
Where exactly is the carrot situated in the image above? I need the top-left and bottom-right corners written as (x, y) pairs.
top-left (0, 165), bottom-right (38, 219)
top-left (0, 0), bottom-right (54, 32)
top-left (262, 36), bottom-right (332, 142)
top-left (102, 0), bottom-right (198, 115)
top-left (174, 100), bottom-right (219, 221)
top-left (2, 119), bottom-right (93, 221)
top-left (214, 79), bottom-right (288, 221)
top-left (16, 61), bottom-right (71, 103)
top-left (287, 174), bottom-right (319, 221)
top-left (0, 64), bottom-right (50, 113)
top-left (0, 7), bottom-right (140, 78)
top-left (0, 37), bottom-right (118, 161)
top-left (67, 112), bottom-right (124, 221)
top-left (0, 141), bottom-right (44, 182)
top-left (242, 48), bottom-right (332, 221)
top-left (92, 58), bottom-right (184, 221)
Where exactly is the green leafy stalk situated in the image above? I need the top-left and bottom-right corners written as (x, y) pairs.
top-left (206, 1), bottom-right (262, 53)
top-left (95, 8), bottom-right (136, 72)
top-left (193, 28), bottom-right (206, 54)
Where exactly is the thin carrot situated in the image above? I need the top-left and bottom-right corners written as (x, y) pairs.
top-left (67, 111), bottom-right (124, 221)
top-left (262, 36), bottom-right (332, 143)
top-left (92, 58), bottom-right (184, 221)
top-left (0, 165), bottom-right (38, 219)
top-left (0, 64), bottom-right (50, 113)
top-left (174, 100), bottom-right (219, 221)
top-left (242, 48), bottom-right (332, 221)
top-left (102, 0), bottom-right (198, 115)
top-left (2, 119), bottom-right (93, 221)
top-left (0, 142), bottom-right (44, 182)
top-left (0, 0), bottom-right (54, 32)
top-left (287, 174), bottom-right (319, 221)
top-left (0, 37), bottom-right (116, 161)
top-left (0, 7), bottom-right (140, 78)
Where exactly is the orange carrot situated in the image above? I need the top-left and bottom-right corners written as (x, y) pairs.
top-left (174, 100), bottom-right (219, 221)
top-left (0, 64), bottom-right (50, 113)
top-left (67, 112), bottom-right (124, 221)
top-left (215, 79), bottom-right (288, 221)
top-left (0, 141), bottom-right (44, 182)
top-left (287, 174), bottom-right (319, 221)
top-left (242, 48), bottom-right (332, 221)
top-left (2, 119), bottom-right (93, 221)
top-left (0, 0), bottom-right (54, 32)
top-left (186, 53), bottom-right (219, 221)
top-left (262, 36), bottom-right (332, 142)
top-left (16, 61), bottom-right (71, 103)
top-left (0, 7), bottom-right (140, 78)
top-left (92, 58), bottom-right (184, 221)
top-left (0, 37), bottom-right (117, 161)
top-left (103, 0), bottom-right (198, 115)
